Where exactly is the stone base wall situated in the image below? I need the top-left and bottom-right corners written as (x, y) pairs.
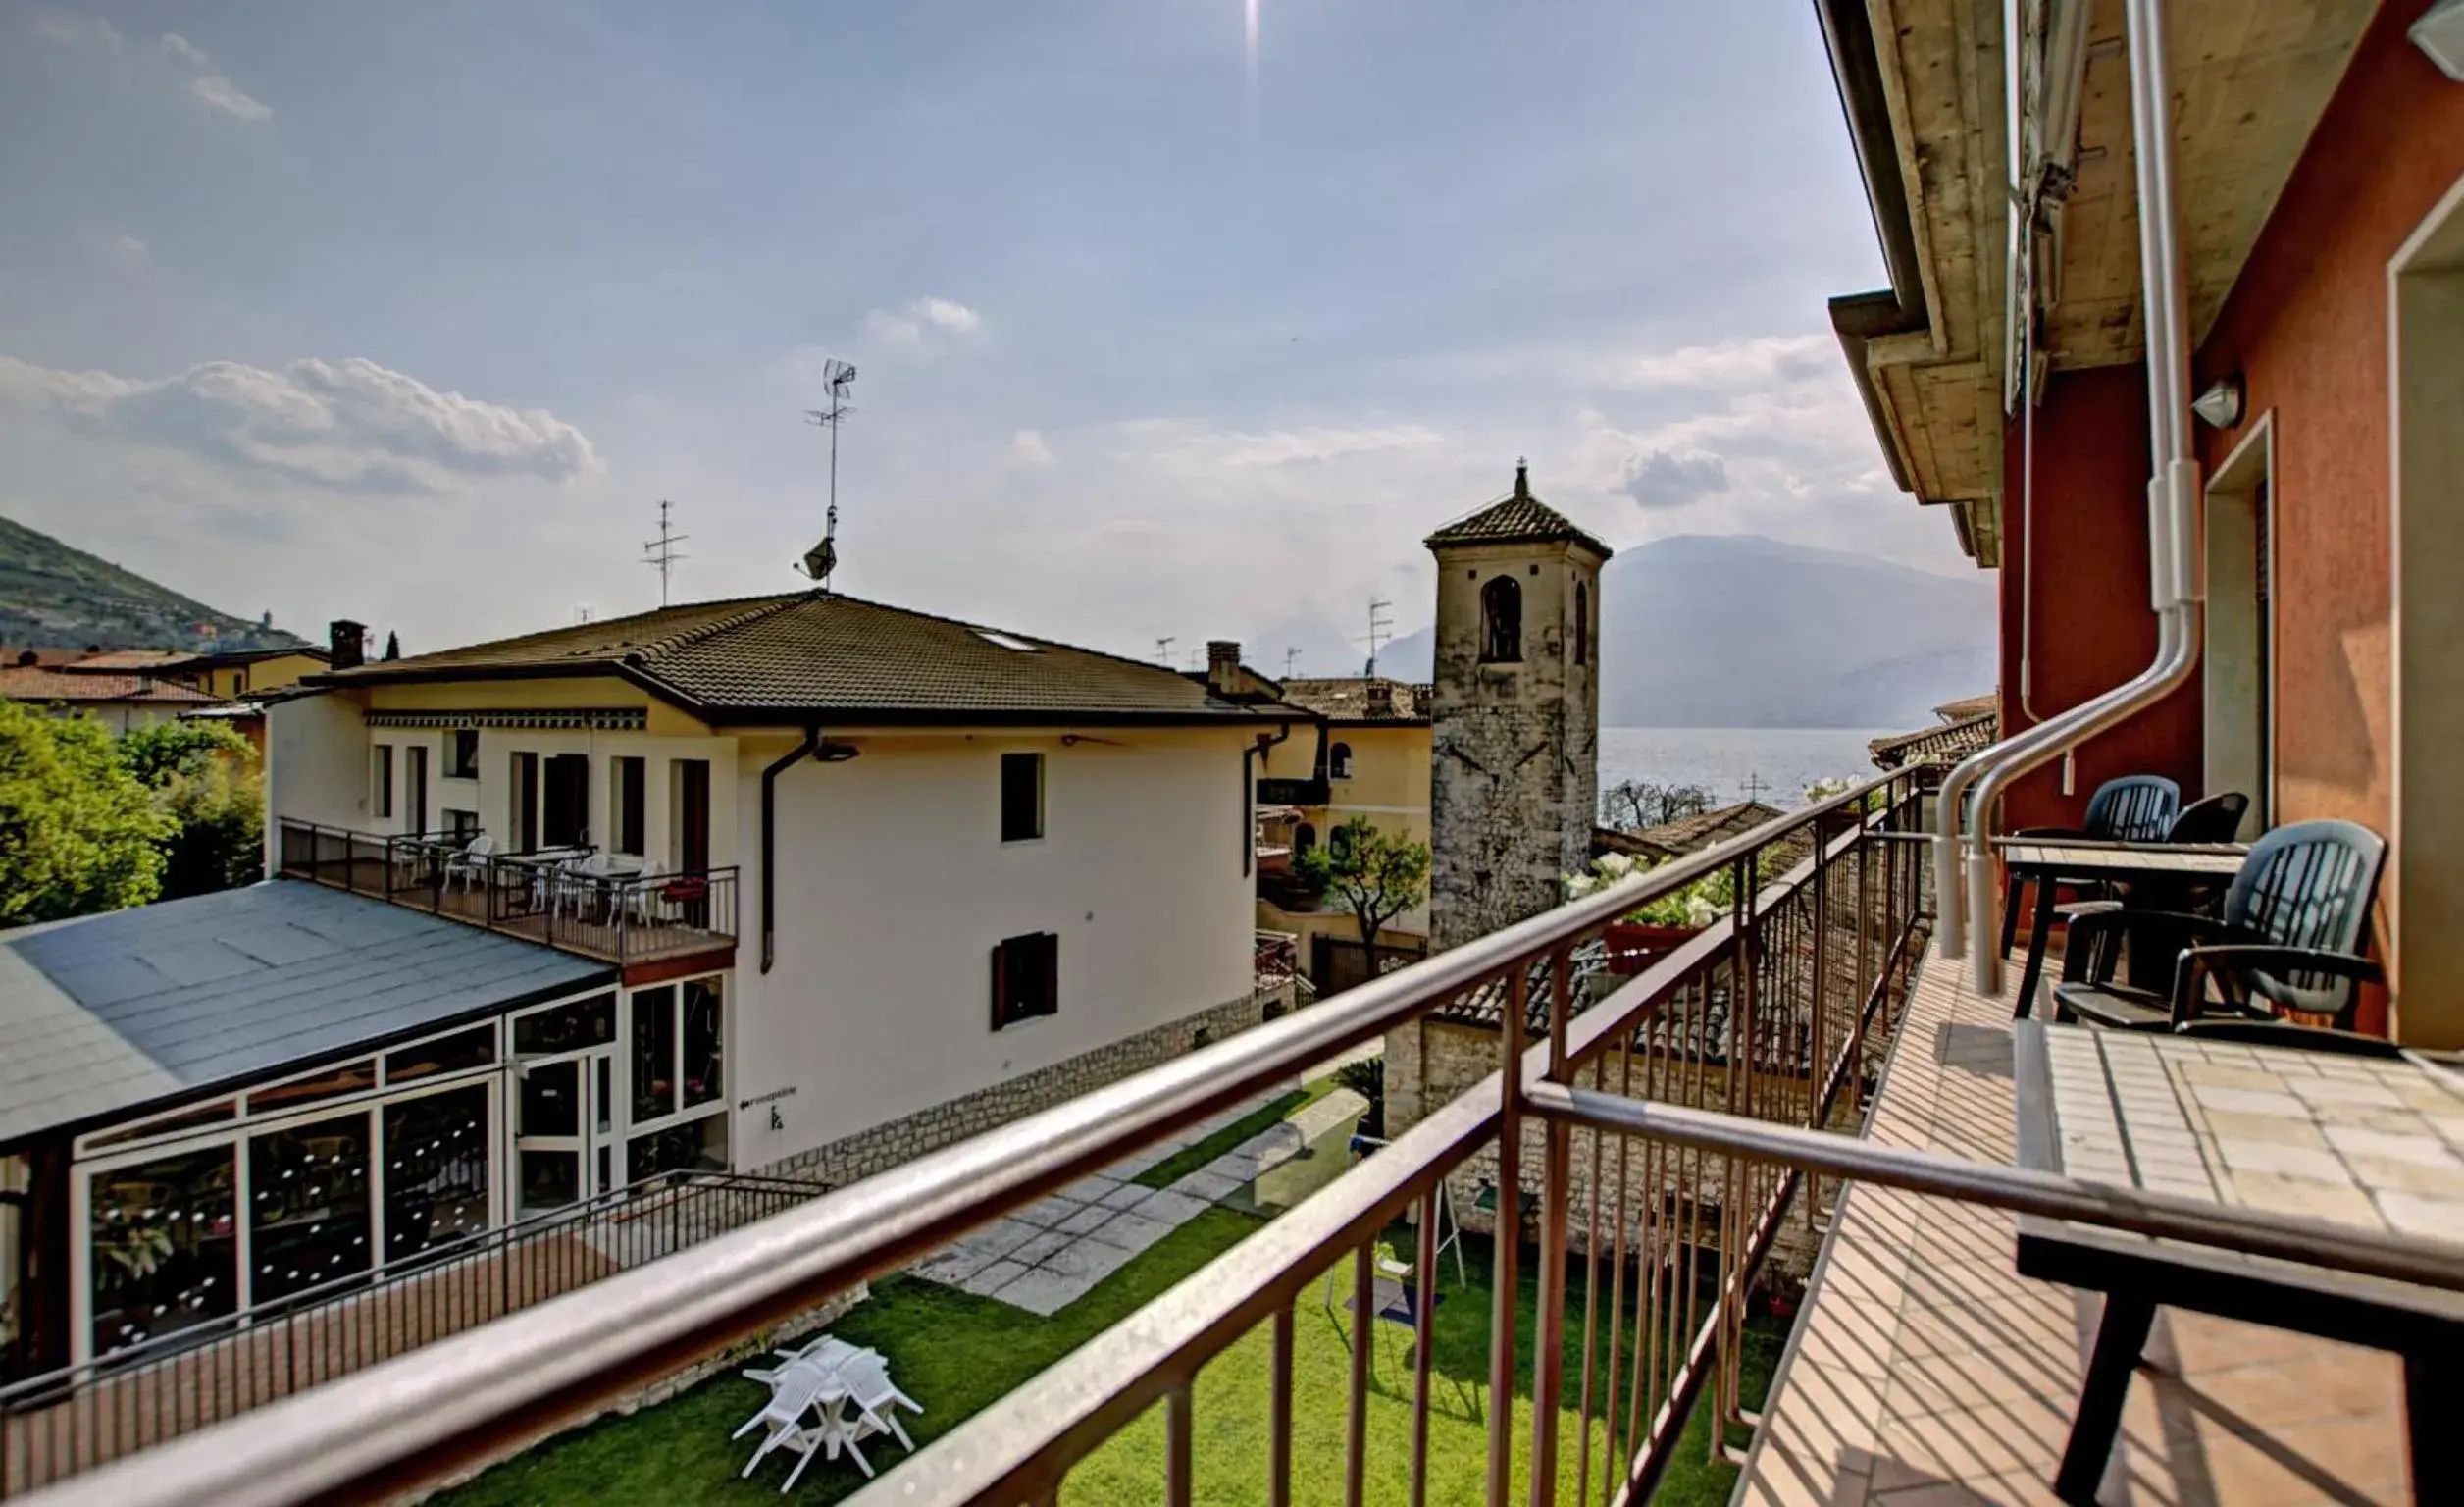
top-left (759, 985), bottom-right (1291, 1187)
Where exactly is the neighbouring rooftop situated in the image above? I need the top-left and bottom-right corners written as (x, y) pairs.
top-left (0, 666), bottom-right (228, 705)
top-left (1274, 676), bottom-right (1432, 724)
top-left (0, 881), bottom-right (610, 1148)
top-left (310, 590), bottom-right (1302, 726)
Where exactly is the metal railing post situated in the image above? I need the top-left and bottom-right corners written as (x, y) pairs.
top-left (1486, 964), bottom-right (1527, 1507)
top-left (1528, 948), bottom-right (1574, 1507)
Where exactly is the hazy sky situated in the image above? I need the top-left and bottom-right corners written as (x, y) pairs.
top-left (0, 1), bottom-right (1973, 670)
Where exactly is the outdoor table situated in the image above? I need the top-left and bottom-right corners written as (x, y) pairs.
top-left (2012, 1020), bottom-right (2464, 1503)
top-left (1994, 839), bottom-right (2247, 1019)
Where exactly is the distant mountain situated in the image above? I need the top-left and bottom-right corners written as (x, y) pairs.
top-left (0, 513), bottom-right (308, 653)
top-left (1372, 534), bottom-right (1994, 729)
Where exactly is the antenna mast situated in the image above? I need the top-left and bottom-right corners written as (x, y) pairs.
top-left (1363, 597), bottom-right (1393, 677)
top-left (799, 360), bottom-right (858, 589)
top-left (1283, 647), bottom-right (1302, 678)
top-left (642, 499), bottom-right (689, 607)
top-left (1155, 636), bottom-right (1176, 666)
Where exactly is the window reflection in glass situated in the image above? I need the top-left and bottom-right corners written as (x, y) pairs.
top-left (626, 1115), bottom-right (727, 1184)
top-left (384, 1026), bottom-right (495, 1086)
top-left (520, 1150), bottom-right (580, 1213)
top-left (512, 994), bottom-right (615, 1056)
top-left (682, 977), bottom-right (723, 1109)
top-left (518, 1060), bottom-right (580, 1138)
top-left (248, 1112), bottom-right (372, 1306)
top-left (383, 1086), bottom-right (489, 1264)
top-left (632, 985), bottom-right (676, 1123)
top-left (87, 1147), bottom-right (236, 1355)
top-left (245, 1059), bottom-right (376, 1117)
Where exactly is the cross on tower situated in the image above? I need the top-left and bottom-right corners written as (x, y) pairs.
top-left (1739, 772), bottom-right (1772, 804)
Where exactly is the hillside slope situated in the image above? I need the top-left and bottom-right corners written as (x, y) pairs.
top-left (0, 513), bottom-right (307, 652)
top-left (1374, 533), bottom-right (1994, 728)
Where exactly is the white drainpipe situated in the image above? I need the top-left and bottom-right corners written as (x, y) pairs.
top-left (1937, 0), bottom-right (2205, 992)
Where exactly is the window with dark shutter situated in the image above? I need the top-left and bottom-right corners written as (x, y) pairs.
top-left (991, 931), bottom-right (1059, 1029)
top-left (1000, 752), bottom-right (1044, 843)
top-left (613, 756), bottom-right (646, 856)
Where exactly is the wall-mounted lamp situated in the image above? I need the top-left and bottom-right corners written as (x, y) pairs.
top-left (2414, 0), bottom-right (2464, 82)
top-left (813, 740), bottom-right (862, 763)
top-left (2191, 376), bottom-right (2244, 430)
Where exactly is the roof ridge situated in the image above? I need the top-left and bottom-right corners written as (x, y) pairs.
top-left (624, 592), bottom-right (814, 664)
top-left (777, 591), bottom-right (1212, 690)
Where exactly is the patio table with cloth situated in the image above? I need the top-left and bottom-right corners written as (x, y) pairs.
top-left (2011, 1020), bottom-right (2464, 1503)
top-left (1994, 839), bottom-right (2247, 1020)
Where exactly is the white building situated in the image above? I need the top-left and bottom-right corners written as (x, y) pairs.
top-left (265, 590), bottom-right (1301, 1188)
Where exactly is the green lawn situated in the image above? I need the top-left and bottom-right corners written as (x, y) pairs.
top-left (436, 1203), bottom-right (1780, 1507)
top-left (1131, 1078), bottom-right (1336, 1190)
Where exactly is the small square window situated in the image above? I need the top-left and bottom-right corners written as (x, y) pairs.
top-left (1000, 752), bottom-right (1044, 843)
top-left (992, 932), bottom-right (1058, 1029)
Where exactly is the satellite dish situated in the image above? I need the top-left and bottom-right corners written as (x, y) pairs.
top-left (797, 537), bottom-right (838, 584)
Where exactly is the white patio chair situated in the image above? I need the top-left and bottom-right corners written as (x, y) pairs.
top-left (552, 852), bottom-right (615, 923)
top-left (780, 1409), bottom-right (884, 1491)
top-left (837, 1351), bottom-right (921, 1453)
top-left (733, 1359), bottom-right (831, 1481)
top-left (442, 833), bottom-right (497, 893)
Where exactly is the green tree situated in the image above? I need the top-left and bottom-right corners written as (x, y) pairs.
top-left (1296, 814), bottom-right (1431, 979)
top-left (117, 719), bottom-right (252, 788)
top-left (0, 701), bottom-right (173, 925)
top-left (116, 720), bottom-right (264, 900)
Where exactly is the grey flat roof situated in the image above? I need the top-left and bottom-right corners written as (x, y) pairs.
top-left (0, 882), bottom-right (612, 1147)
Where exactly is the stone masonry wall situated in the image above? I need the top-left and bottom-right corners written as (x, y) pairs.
top-left (759, 985), bottom-right (1290, 1187)
top-left (1426, 546), bottom-right (1602, 952)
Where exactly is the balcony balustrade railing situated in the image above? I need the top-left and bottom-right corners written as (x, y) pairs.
top-left (0, 1171), bottom-right (828, 1498)
top-left (38, 771), bottom-right (2461, 1507)
top-left (274, 819), bottom-right (739, 968)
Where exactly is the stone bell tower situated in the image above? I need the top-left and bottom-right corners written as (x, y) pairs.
top-left (1424, 463), bottom-right (1612, 951)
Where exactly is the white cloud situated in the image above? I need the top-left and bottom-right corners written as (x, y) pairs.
top-left (0, 353), bottom-right (601, 494)
top-left (1620, 449), bottom-right (1728, 509)
top-left (1116, 418), bottom-right (1445, 471)
top-left (1008, 428), bottom-right (1053, 467)
top-left (1600, 334), bottom-right (1834, 391)
top-left (860, 295), bottom-right (983, 352)
top-left (33, 12), bottom-right (121, 49)
top-left (162, 32), bottom-right (271, 122)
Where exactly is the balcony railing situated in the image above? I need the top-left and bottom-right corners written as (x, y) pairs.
top-left (274, 820), bottom-right (739, 968)
top-left (1256, 775), bottom-right (1329, 806)
top-left (40, 772), bottom-right (2461, 1507)
top-left (0, 1171), bottom-right (827, 1498)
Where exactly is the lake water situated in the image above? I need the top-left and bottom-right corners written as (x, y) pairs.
top-left (1598, 727), bottom-right (1893, 810)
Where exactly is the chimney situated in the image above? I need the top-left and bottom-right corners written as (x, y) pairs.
top-left (329, 619), bottom-right (367, 671)
top-left (1365, 681), bottom-right (1396, 718)
top-left (1206, 640), bottom-right (1242, 696)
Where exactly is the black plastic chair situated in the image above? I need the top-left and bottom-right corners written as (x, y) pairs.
top-left (1998, 775), bottom-right (2183, 959)
top-left (2164, 791), bottom-right (2248, 845)
top-left (2054, 819), bottom-right (2387, 1034)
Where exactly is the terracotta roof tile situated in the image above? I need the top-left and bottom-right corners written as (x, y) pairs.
top-left (1423, 468), bottom-right (1612, 556)
top-left (1276, 677), bottom-right (1433, 723)
top-left (59, 650), bottom-right (201, 673)
top-left (0, 667), bottom-right (228, 704)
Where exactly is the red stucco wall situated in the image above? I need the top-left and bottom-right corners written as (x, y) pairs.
top-left (1997, 363), bottom-right (2203, 832)
top-left (2191, 2), bottom-right (2464, 850)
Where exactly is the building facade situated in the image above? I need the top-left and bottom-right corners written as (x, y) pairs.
top-left (1423, 466), bottom-right (1611, 951)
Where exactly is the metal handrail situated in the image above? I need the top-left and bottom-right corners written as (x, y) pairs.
top-left (25, 773), bottom-right (1919, 1507)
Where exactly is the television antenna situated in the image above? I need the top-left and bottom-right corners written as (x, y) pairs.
top-left (1739, 772), bottom-right (1772, 804)
top-left (1362, 597), bottom-right (1393, 677)
top-left (642, 500), bottom-right (689, 607)
top-left (1283, 647), bottom-right (1302, 678)
top-left (797, 359), bottom-right (858, 589)
top-left (1155, 635), bottom-right (1176, 665)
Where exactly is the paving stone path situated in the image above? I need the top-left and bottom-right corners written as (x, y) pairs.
top-left (909, 1086), bottom-right (1367, 1315)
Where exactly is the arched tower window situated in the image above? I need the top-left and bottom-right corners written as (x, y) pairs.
top-left (1574, 581), bottom-right (1590, 666)
top-left (1480, 575), bottom-right (1522, 663)
top-left (1329, 742), bottom-right (1355, 779)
